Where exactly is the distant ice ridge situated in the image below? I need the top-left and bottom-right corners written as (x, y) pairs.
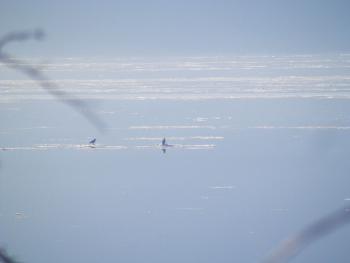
top-left (1, 55), bottom-right (350, 101)
top-left (2, 77), bottom-right (350, 101)
top-left (2, 54), bottom-right (349, 73)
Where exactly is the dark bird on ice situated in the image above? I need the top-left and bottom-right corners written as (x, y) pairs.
top-left (89, 138), bottom-right (96, 145)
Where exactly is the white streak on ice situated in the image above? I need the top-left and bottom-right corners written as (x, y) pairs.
top-left (250, 126), bottom-right (350, 130)
top-left (128, 125), bottom-right (217, 130)
top-left (209, 186), bottom-right (235, 190)
top-left (125, 136), bottom-right (224, 141)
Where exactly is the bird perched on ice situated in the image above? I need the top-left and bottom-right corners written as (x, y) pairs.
top-left (162, 138), bottom-right (167, 146)
top-left (161, 138), bottom-right (173, 153)
top-left (89, 138), bottom-right (96, 145)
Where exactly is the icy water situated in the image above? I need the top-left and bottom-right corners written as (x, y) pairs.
top-left (1, 55), bottom-right (350, 263)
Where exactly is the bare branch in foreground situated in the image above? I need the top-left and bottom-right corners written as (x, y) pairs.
top-left (262, 205), bottom-right (350, 263)
top-left (0, 248), bottom-right (19, 263)
top-left (0, 29), bottom-right (106, 132)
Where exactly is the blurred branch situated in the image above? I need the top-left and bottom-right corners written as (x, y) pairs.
top-left (0, 248), bottom-right (19, 263)
top-left (262, 205), bottom-right (350, 263)
top-left (0, 29), bottom-right (106, 132)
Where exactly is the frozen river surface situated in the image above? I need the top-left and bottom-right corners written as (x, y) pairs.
top-left (1, 55), bottom-right (350, 263)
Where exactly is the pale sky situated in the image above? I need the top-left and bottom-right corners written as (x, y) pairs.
top-left (1, 0), bottom-right (350, 57)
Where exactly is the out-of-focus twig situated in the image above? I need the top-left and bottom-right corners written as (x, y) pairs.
top-left (0, 29), bottom-right (106, 132)
top-left (262, 205), bottom-right (350, 263)
top-left (0, 248), bottom-right (19, 263)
